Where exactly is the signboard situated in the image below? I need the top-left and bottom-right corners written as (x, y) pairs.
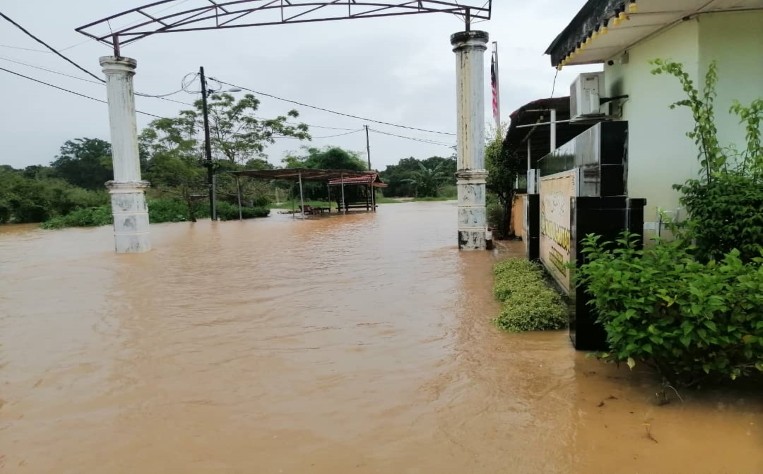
top-left (539, 170), bottom-right (577, 294)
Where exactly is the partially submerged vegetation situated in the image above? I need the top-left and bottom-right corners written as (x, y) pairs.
top-left (579, 60), bottom-right (763, 387)
top-left (493, 258), bottom-right (568, 332)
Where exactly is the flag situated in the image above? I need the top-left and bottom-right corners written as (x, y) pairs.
top-left (491, 44), bottom-right (501, 130)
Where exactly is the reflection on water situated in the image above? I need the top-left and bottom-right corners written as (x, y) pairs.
top-left (1, 202), bottom-right (761, 473)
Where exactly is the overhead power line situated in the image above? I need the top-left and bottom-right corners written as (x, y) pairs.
top-left (0, 12), bottom-right (104, 83)
top-left (0, 56), bottom-right (195, 106)
top-left (0, 66), bottom-right (164, 119)
top-left (369, 128), bottom-right (455, 148)
top-left (211, 77), bottom-right (456, 137)
top-left (0, 55), bottom-right (102, 84)
top-left (275, 128), bottom-right (364, 140)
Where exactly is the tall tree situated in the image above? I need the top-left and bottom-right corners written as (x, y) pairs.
top-left (140, 118), bottom-right (206, 221)
top-left (202, 93), bottom-right (310, 163)
top-left (485, 133), bottom-right (520, 239)
top-left (50, 138), bottom-right (113, 190)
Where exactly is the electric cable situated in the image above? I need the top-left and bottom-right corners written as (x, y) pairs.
top-left (211, 76), bottom-right (456, 136)
top-left (0, 11), bottom-right (105, 83)
top-left (0, 66), bottom-right (164, 118)
top-left (369, 128), bottom-right (455, 148)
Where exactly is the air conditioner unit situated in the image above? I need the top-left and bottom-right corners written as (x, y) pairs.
top-left (570, 72), bottom-right (605, 120)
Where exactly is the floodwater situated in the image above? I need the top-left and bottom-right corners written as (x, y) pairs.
top-left (0, 201), bottom-right (761, 473)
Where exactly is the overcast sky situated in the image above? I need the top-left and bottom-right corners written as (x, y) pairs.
top-left (0, 0), bottom-right (597, 171)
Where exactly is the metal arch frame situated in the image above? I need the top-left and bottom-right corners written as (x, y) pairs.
top-left (76, 0), bottom-right (492, 54)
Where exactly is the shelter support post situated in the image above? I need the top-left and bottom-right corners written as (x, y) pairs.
top-left (100, 56), bottom-right (150, 253)
top-left (212, 174), bottom-right (218, 221)
top-left (236, 175), bottom-right (243, 220)
top-left (341, 173), bottom-right (346, 214)
top-left (451, 30), bottom-right (489, 250)
top-left (298, 172), bottom-right (306, 218)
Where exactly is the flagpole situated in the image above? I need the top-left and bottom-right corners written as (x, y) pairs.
top-left (492, 42), bottom-right (501, 133)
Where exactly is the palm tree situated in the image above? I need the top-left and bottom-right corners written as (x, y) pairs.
top-left (402, 162), bottom-right (450, 197)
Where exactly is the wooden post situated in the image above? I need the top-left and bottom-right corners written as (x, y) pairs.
top-left (341, 172), bottom-right (346, 214)
top-left (235, 175), bottom-right (243, 220)
top-left (298, 172), bottom-right (306, 219)
top-left (372, 180), bottom-right (377, 212)
top-left (327, 182), bottom-right (331, 213)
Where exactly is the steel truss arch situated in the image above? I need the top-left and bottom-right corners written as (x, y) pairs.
top-left (76, 0), bottom-right (492, 52)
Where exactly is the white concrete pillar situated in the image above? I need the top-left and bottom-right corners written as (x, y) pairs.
top-left (451, 30), bottom-right (489, 250)
top-left (100, 56), bottom-right (151, 253)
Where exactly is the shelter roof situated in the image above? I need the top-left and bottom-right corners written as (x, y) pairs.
top-left (546, 0), bottom-right (763, 67)
top-left (328, 175), bottom-right (387, 187)
top-left (230, 168), bottom-right (386, 186)
top-left (503, 97), bottom-right (594, 168)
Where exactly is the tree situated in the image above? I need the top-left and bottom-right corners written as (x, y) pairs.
top-left (200, 93), bottom-right (310, 164)
top-left (485, 130), bottom-right (520, 239)
top-left (0, 165), bottom-right (107, 224)
top-left (140, 119), bottom-right (206, 221)
top-left (50, 138), bottom-right (113, 190)
top-left (380, 156), bottom-right (456, 197)
top-left (402, 161), bottom-right (451, 197)
top-left (283, 146), bottom-right (366, 171)
top-left (282, 146), bottom-right (367, 202)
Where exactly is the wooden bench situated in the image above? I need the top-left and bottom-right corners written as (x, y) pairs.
top-left (338, 202), bottom-right (377, 212)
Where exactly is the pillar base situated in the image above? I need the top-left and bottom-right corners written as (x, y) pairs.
top-left (107, 181), bottom-right (151, 253)
top-left (457, 170), bottom-right (488, 250)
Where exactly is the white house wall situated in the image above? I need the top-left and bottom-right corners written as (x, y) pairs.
top-left (698, 11), bottom-right (763, 150)
top-left (602, 11), bottom-right (763, 233)
top-left (603, 19), bottom-right (701, 230)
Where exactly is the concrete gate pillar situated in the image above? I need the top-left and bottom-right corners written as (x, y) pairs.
top-left (451, 30), bottom-right (489, 250)
top-left (100, 56), bottom-right (151, 253)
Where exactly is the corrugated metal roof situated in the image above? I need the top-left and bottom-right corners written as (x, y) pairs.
top-left (547, 0), bottom-right (763, 67)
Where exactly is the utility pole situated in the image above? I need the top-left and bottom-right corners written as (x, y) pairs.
top-left (364, 125), bottom-right (371, 170)
top-left (200, 66), bottom-right (216, 221)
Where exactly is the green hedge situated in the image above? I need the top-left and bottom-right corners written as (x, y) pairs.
top-left (216, 201), bottom-right (270, 220)
top-left (579, 233), bottom-right (763, 386)
top-left (493, 258), bottom-right (568, 332)
top-left (40, 205), bottom-right (112, 229)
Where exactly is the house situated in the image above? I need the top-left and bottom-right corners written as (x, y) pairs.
top-left (503, 0), bottom-right (761, 349)
top-left (543, 0), bottom-right (763, 233)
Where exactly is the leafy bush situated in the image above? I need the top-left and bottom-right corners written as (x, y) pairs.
top-left (651, 59), bottom-right (763, 263)
top-left (493, 258), bottom-right (568, 332)
top-left (578, 233), bottom-right (763, 386)
top-left (41, 205), bottom-right (112, 229)
top-left (215, 201), bottom-right (270, 220)
top-left (574, 60), bottom-right (763, 386)
top-left (148, 198), bottom-right (194, 223)
top-left (486, 198), bottom-right (503, 235)
top-left (677, 172), bottom-right (763, 263)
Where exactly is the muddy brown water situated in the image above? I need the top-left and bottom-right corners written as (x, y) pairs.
top-left (1, 201), bottom-right (761, 473)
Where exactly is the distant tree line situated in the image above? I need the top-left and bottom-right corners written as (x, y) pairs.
top-left (379, 156), bottom-right (457, 198)
top-left (1, 92), bottom-right (310, 226)
top-left (1, 90), bottom-right (460, 227)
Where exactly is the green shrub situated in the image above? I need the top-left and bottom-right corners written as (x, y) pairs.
top-left (148, 198), bottom-right (193, 223)
top-left (493, 258), bottom-right (568, 332)
top-left (677, 172), bottom-right (763, 263)
top-left (215, 201), bottom-right (270, 220)
top-left (578, 233), bottom-right (763, 386)
top-left (41, 205), bottom-right (112, 229)
top-left (486, 200), bottom-right (504, 235)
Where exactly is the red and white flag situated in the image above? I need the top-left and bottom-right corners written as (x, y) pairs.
top-left (491, 43), bottom-right (501, 130)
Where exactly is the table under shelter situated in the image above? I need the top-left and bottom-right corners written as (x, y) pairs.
top-left (227, 168), bottom-right (387, 218)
